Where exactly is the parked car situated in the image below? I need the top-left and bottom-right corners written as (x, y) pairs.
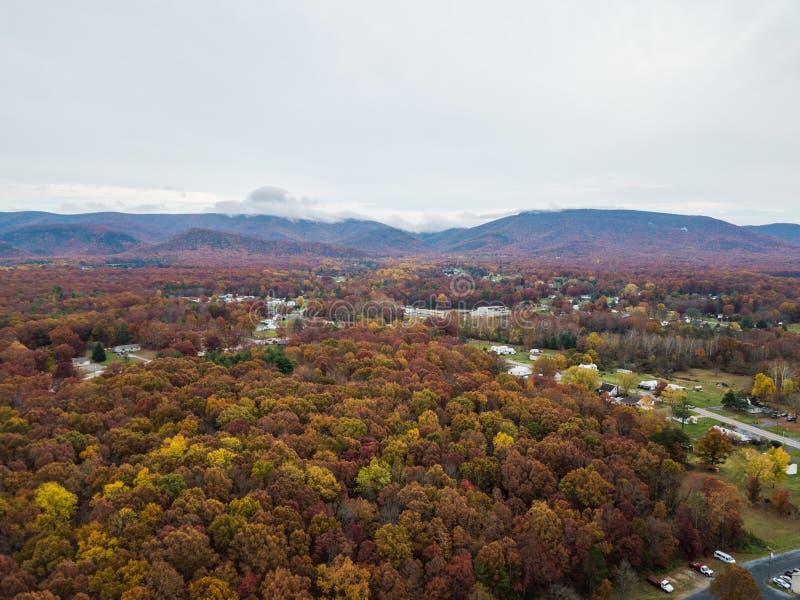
top-left (646, 576), bottom-right (674, 593)
top-left (773, 576), bottom-right (791, 590)
top-left (788, 415), bottom-right (797, 422)
top-left (689, 562), bottom-right (714, 577)
top-left (713, 550), bottom-right (736, 564)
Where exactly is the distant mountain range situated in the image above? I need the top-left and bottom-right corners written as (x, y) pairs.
top-left (0, 209), bottom-right (797, 266)
top-left (744, 223), bottom-right (800, 245)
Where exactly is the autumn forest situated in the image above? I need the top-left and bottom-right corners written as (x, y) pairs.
top-left (3, 259), bottom-right (800, 600)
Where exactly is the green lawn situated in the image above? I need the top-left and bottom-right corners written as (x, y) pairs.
top-left (82, 348), bottom-right (156, 367)
top-left (595, 367), bottom-right (750, 410)
top-left (763, 425), bottom-right (800, 440)
top-left (466, 339), bottom-right (561, 364)
top-left (701, 450), bottom-right (800, 556)
top-left (788, 323), bottom-right (800, 333)
top-left (706, 407), bottom-right (764, 424)
top-left (681, 417), bottom-right (717, 441)
top-left (669, 368), bottom-right (752, 408)
top-left (253, 328), bottom-right (278, 339)
top-left (84, 351), bottom-right (124, 367)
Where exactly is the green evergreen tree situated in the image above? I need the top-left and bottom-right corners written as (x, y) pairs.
top-left (91, 342), bottom-right (106, 363)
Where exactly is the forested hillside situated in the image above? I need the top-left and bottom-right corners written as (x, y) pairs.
top-left (2, 260), bottom-right (800, 599)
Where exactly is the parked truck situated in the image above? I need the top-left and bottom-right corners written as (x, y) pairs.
top-left (646, 576), bottom-right (675, 593)
top-left (688, 562), bottom-right (714, 577)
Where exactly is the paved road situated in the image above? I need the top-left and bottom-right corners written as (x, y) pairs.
top-left (690, 407), bottom-right (800, 450)
top-left (686, 549), bottom-right (800, 599)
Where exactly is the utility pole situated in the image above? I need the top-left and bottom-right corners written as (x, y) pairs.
top-left (768, 546), bottom-right (774, 583)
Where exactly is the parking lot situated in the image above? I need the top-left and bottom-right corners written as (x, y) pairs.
top-left (687, 549), bottom-right (800, 599)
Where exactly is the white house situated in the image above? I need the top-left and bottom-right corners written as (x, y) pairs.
top-left (508, 365), bottom-right (532, 378)
top-left (112, 344), bottom-right (141, 355)
top-left (472, 306), bottom-right (510, 317)
top-left (578, 363), bottom-right (598, 370)
top-left (598, 382), bottom-right (619, 396)
top-left (710, 425), bottom-right (753, 443)
top-left (529, 348), bottom-right (543, 360)
top-left (490, 345), bottom-right (516, 355)
top-left (639, 380), bottom-right (659, 391)
top-left (257, 319), bottom-right (278, 331)
top-left (666, 383), bottom-right (686, 392)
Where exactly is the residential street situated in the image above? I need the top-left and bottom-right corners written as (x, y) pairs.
top-left (690, 407), bottom-right (800, 450)
top-left (686, 549), bottom-right (800, 599)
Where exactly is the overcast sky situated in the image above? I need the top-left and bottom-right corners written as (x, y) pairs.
top-left (1, 1), bottom-right (798, 231)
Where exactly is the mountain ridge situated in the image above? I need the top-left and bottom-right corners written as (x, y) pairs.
top-left (744, 223), bottom-right (800, 245)
top-left (0, 209), bottom-right (797, 265)
top-left (121, 228), bottom-right (366, 262)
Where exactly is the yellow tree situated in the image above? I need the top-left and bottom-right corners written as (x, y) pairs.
top-left (35, 481), bottom-right (78, 533)
top-left (533, 355), bottom-right (566, 378)
top-left (317, 555), bottom-right (370, 600)
top-left (767, 446), bottom-right (791, 485)
top-left (561, 366), bottom-right (600, 391)
top-left (742, 449), bottom-right (775, 484)
top-left (617, 372), bottom-right (640, 397)
top-left (751, 373), bottom-right (776, 402)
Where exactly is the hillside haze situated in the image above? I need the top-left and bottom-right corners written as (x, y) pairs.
top-left (744, 223), bottom-right (800, 245)
top-left (0, 209), bottom-right (796, 266)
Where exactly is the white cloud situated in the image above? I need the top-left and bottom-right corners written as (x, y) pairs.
top-left (211, 186), bottom-right (517, 231)
top-left (0, 180), bottom-right (236, 214)
top-left (1, 2), bottom-right (799, 226)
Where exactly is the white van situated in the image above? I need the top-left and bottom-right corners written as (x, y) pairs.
top-left (713, 550), bottom-right (736, 564)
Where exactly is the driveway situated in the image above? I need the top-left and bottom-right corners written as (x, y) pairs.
top-left (690, 407), bottom-right (800, 450)
top-left (127, 354), bottom-right (152, 363)
top-left (686, 549), bottom-right (800, 599)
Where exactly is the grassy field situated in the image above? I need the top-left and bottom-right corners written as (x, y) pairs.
top-left (630, 445), bottom-right (800, 598)
top-left (695, 450), bottom-right (800, 557)
top-left (789, 323), bottom-right (800, 333)
top-left (83, 351), bottom-right (125, 367)
top-left (681, 417), bottom-right (718, 440)
top-left (669, 369), bottom-right (751, 408)
top-left (466, 339), bottom-right (561, 364)
top-left (596, 367), bottom-right (751, 410)
top-left (252, 328), bottom-right (278, 339)
top-left (705, 407), bottom-right (765, 424)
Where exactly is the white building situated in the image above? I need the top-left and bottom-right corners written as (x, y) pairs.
top-left (508, 365), bottom-right (532, 377)
top-left (112, 344), bottom-right (141, 355)
top-left (666, 383), bottom-right (686, 391)
top-left (490, 345), bottom-right (516, 355)
top-left (471, 306), bottom-right (511, 317)
top-left (257, 319), bottom-right (278, 331)
top-left (710, 425), bottom-right (753, 443)
top-left (639, 380), bottom-right (659, 391)
top-left (578, 363), bottom-right (598, 370)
